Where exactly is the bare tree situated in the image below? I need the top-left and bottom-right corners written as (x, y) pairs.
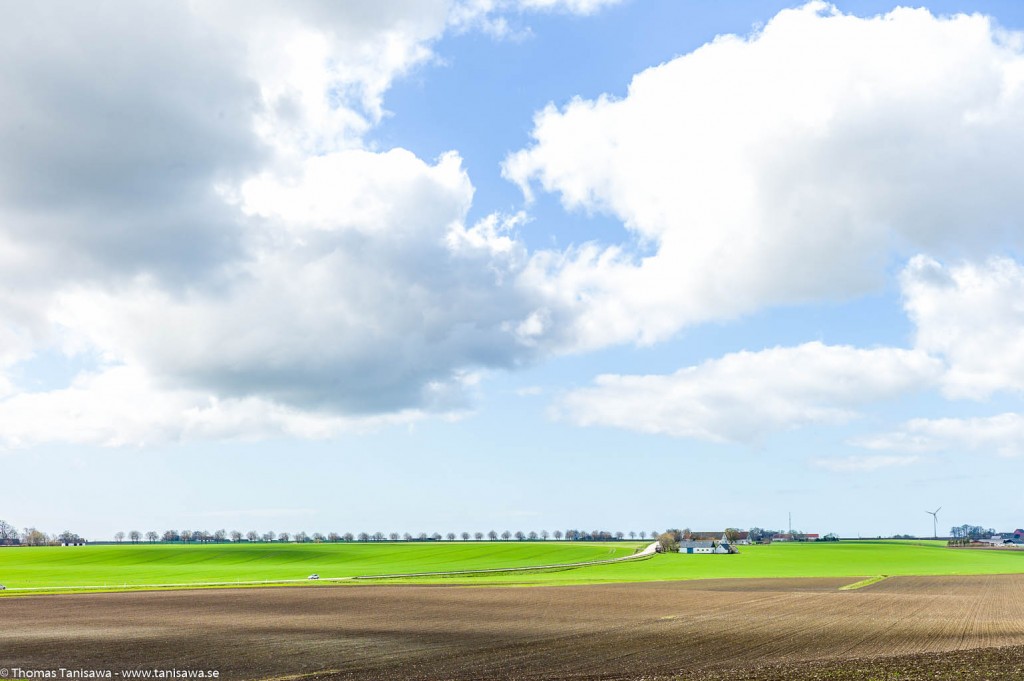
top-left (446, 532), bottom-right (456, 541)
top-left (403, 533), bottom-right (413, 541)
top-left (553, 530), bottom-right (563, 540)
top-left (23, 528), bottom-right (49, 546)
top-left (181, 530), bottom-right (193, 543)
top-left (329, 532), bottom-right (341, 542)
top-left (358, 532), bottom-right (369, 541)
top-left (229, 530), bottom-right (242, 542)
top-left (725, 528), bottom-right (741, 543)
top-left (114, 531), bottom-right (125, 543)
top-left (263, 531), bottom-right (276, 542)
top-left (474, 532), bottom-right (484, 540)
top-left (431, 532), bottom-right (442, 541)
top-left (501, 530), bottom-right (511, 541)
top-left (342, 532), bottom-right (353, 541)
top-left (389, 532), bottom-right (399, 541)
top-left (488, 530), bottom-right (498, 540)
top-left (629, 531), bottom-right (636, 540)
top-left (312, 532), bottom-right (326, 543)
top-left (0, 519), bottom-right (18, 545)
top-left (373, 532), bottom-right (385, 541)
top-left (639, 531), bottom-right (646, 540)
top-left (58, 530), bottom-right (82, 544)
top-left (246, 530), bottom-right (259, 542)
top-left (214, 529), bottom-right (227, 543)
top-left (461, 532), bottom-right (470, 540)
top-left (279, 532), bottom-right (290, 542)
top-left (528, 531), bottom-right (538, 540)
top-left (295, 531), bottom-right (310, 543)
top-left (657, 531), bottom-right (680, 553)
top-left (146, 531), bottom-right (158, 543)
top-left (418, 532), bottom-right (428, 540)
top-left (162, 530), bottom-right (178, 542)
top-left (615, 531), bottom-right (624, 540)
top-left (541, 530), bottom-right (549, 540)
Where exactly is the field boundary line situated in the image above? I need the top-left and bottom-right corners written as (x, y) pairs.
top-left (839, 575), bottom-right (889, 591)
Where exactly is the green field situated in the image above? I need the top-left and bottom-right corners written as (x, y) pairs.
top-left (0, 541), bottom-right (639, 592)
top-left (2, 540), bottom-right (1023, 594)
top-left (437, 540), bottom-right (1024, 586)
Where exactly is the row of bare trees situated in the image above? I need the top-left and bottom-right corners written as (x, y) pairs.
top-left (114, 529), bottom-right (658, 543)
top-left (0, 520), bottom-right (84, 546)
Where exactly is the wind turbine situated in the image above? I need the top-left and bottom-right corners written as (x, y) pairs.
top-left (926, 507), bottom-right (942, 539)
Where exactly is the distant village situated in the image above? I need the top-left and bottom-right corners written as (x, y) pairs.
top-left (658, 525), bottom-right (1024, 555)
top-left (654, 528), bottom-right (838, 555)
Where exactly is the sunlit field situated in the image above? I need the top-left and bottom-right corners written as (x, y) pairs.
top-left (3, 539), bottom-right (1023, 595)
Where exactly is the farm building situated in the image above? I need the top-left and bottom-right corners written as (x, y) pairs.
top-left (678, 539), bottom-right (737, 554)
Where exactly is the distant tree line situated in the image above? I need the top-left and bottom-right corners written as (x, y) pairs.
top-left (947, 524), bottom-right (997, 546)
top-left (109, 528), bottom-right (656, 543)
top-left (0, 519), bottom-right (84, 546)
top-left (949, 524), bottom-right (996, 539)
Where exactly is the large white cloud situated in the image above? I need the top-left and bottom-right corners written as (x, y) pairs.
top-left (0, 1), bottom-right (603, 445)
top-left (903, 256), bottom-right (1024, 399)
top-left (0, 365), bottom-right (426, 448)
top-left (553, 342), bottom-right (942, 443)
top-left (3, 1), bottom-right (1022, 448)
top-left (507, 2), bottom-right (1024, 349)
top-left (49, 150), bottom-right (549, 414)
top-left (0, 1), bottom-right (464, 299)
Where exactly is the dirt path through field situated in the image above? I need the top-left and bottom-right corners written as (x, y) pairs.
top-left (3, 574), bottom-right (1024, 680)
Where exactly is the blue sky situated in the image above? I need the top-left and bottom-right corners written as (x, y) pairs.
top-left (2, 1), bottom-right (1024, 540)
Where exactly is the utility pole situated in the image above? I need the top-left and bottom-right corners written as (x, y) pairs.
top-left (788, 512), bottom-right (792, 536)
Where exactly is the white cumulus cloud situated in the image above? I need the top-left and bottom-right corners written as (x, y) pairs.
top-left (47, 150), bottom-right (548, 415)
top-left (554, 342), bottom-right (942, 443)
top-left (507, 2), bottom-right (1024, 349)
top-left (0, 1), bottom-right (578, 445)
top-left (0, 365), bottom-right (425, 449)
top-left (903, 256), bottom-right (1024, 399)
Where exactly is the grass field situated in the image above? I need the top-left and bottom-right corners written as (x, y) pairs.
top-left (0, 540), bottom-right (640, 592)
top-left (451, 539), bottom-right (1024, 585)
top-left (2, 539), bottom-right (1023, 594)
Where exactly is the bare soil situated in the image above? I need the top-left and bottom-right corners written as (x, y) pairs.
top-left (3, 575), bottom-right (1024, 680)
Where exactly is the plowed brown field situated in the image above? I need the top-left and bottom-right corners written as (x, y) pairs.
top-left (3, 575), bottom-right (1024, 680)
